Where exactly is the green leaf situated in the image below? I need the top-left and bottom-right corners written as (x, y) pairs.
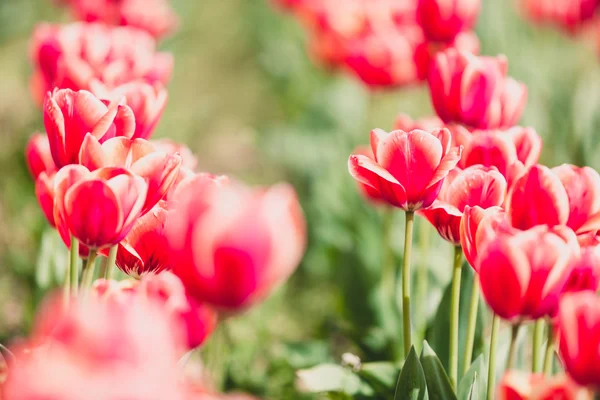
top-left (358, 361), bottom-right (400, 396)
top-left (426, 264), bottom-right (485, 376)
top-left (296, 364), bottom-right (372, 396)
top-left (395, 346), bottom-right (428, 400)
top-left (458, 356), bottom-right (486, 400)
top-left (420, 341), bottom-right (457, 400)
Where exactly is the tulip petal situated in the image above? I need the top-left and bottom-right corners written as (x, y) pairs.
top-left (348, 154), bottom-right (407, 208)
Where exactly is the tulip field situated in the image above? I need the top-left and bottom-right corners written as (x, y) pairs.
top-left (4, 0), bottom-right (600, 399)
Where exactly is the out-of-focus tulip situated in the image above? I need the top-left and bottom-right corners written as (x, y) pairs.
top-left (25, 133), bottom-right (57, 180)
top-left (497, 370), bottom-right (591, 400)
top-left (415, 30), bottom-right (480, 80)
top-left (459, 205), bottom-right (506, 270)
top-left (521, 0), bottom-right (599, 33)
top-left (417, 0), bottom-right (481, 42)
top-left (152, 139), bottom-right (198, 170)
top-left (348, 128), bottom-right (462, 211)
top-left (552, 164), bottom-right (600, 233)
top-left (507, 165), bottom-right (570, 230)
top-left (167, 176), bottom-right (306, 311)
top-left (53, 165), bottom-right (148, 249)
top-left (79, 134), bottom-right (181, 213)
top-left (428, 49), bottom-right (527, 129)
top-left (562, 246), bottom-right (600, 295)
top-left (43, 88), bottom-right (135, 167)
top-left (35, 172), bottom-right (57, 227)
top-left (65, 0), bottom-right (178, 39)
top-left (394, 113), bottom-right (443, 132)
top-left (557, 291), bottom-right (600, 387)
top-left (92, 273), bottom-right (217, 350)
top-left (92, 80), bottom-right (168, 140)
top-left (419, 165), bottom-right (507, 244)
top-left (3, 295), bottom-right (188, 400)
top-left (478, 225), bottom-right (578, 321)
top-left (30, 23), bottom-right (173, 104)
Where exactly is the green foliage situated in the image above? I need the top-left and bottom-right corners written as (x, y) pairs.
top-left (458, 356), bottom-right (486, 400)
top-left (395, 346), bottom-right (428, 400)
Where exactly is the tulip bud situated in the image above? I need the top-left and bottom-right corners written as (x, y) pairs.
top-left (417, 0), bottom-right (481, 42)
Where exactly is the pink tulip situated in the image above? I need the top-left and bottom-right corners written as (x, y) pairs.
top-left (348, 128), bottom-right (462, 211)
top-left (417, 0), bottom-right (481, 42)
top-left (394, 113), bottom-right (443, 132)
top-left (521, 0), bottom-right (599, 33)
top-left (552, 164), bottom-right (600, 233)
top-left (25, 133), bottom-right (57, 180)
top-left (152, 139), bottom-right (198, 170)
top-left (459, 205), bottom-right (506, 270)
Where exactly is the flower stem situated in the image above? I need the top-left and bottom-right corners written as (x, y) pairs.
top-left (69, 235), bottom-right (79, 296)
top-left (81, 251), bottom-right (98, 290)
top-left (105, 245), bottom-right (118, 280)
top-left (506, 323), bottom-right (521, 370)
top-left (462, 276), bottom-right (480, 377)
top-left (543, 322), bottom-right (555, 375)
top-left (532, 319), bottom-right (544, 372)
top-left (382, 208), bottom-right (395, 306)
top-left (417, 220), bottom-right (430, 334)
top-left (449, 245), bottom-right (463, 388)
top-left (487, 314), bottom-right (500, 400)
top-left (401, 211), bottom-right (415, 358)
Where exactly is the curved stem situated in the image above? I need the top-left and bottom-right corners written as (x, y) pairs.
top-left (105, 245), bottom-right (118, 280)
top-left (543, 322), bottom-right (555, 375)
top-left (401, 211), bottom-right (415, 358)
top-left (532, 319), bottom-right (544, 372)
top-left (69, 235), bottom-right (80, 296)
top-left (449, 245), bottom-right (463, 388)
top-left (462, 276), bottom-right (480, 376)
top-left (506, 323), bottom-right (521, 370)
top-left (81, 252), bottom-right (98, 291)
top-left (487, 314), bottom-right (500, 400)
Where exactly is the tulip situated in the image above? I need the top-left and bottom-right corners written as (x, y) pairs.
top-left (478, 225), bottom-right (578, 321)
top-left (497, 371), bottom-right (591, 400)
top-left (552, 164), bottom-right (600, 233)
top-left (4, 294), bottom-right (188, 399)
top-left (35, 172), bottom-right (57, 228)
top-left (350, 146), bottom-right (384, 204)
top-left (92, 80), bottom-right (168, 140)
top-left (394, 113), bottom-right (443, 132)
top-left (561, 246), bottom-right (600, 297)
top-left (43, 88), bottom-right (135, 167)
top-left (79, 134), bottom-right (181, 213)
top-left (428, 49), bottom-right (527, 129)
top-left (53, 165), bottom-right (148, 250)
top-left (30, 23), bottom-right (173, 103)
top-left (507, 165), bottom-right (570, 230)
top-left (417, 0), bottom-right (481, 42)
top-left (556, 292), bottom-right (600, 388)
top-left (460, 205), bottom-right (507, 270)
top-left (66, 0), bottom-right (179, 39)
top-left (25, 133), bottom-right (56, 180)
top-left (415, 30), bottom-right (481, 80)
top-left (152, 139), bottom-right (198, 170)
top-left (420, 165), bottom-right (507, 245)
top-left (348, 128), bottom-right (462, 211)
top-left (167, 177), bottom-right (306, 311)
top-left (521, 0), bottom-right (599, 33)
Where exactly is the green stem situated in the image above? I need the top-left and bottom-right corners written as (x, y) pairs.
top-left (532, 319), bottom-right (544, 373)
top-left (506, 323), bottom-right (521, 370)
top-left (543, 322), bottom-right (555, 375)
top-left (382, 208), bottom-right (395, 306)
top-left (401, 211), bottom-right (415, 358)
top-left (417, 220), bottom-right (430, 332)
top-left (487, 314), bottom-right (500, 400)
top-left (69, 235), bottom-right (79, 296)
top-left (449, 245), bottom-right (463, 388)
top-left (462, 276), bottom-right (480, 376)
top-left (105, 245), bottom-right (118, 280)
top-left (81, 251), bottom-right (98, 290)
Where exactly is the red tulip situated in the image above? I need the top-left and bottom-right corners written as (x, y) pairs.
top-left (100, 201), bottom-right (171, 277)
top-left (562, 246), bottom-right (600, 296)
top-left (459, 205), bottom-right (506, 270)
top-left (66, 0), bottom-right (178, 39)
top-left (497, 371), bottom-right (591, 400)
top-left (478, 225), bottom-right (578, 321)
top-left (348, 128), bottom-right (462, 211)
top-left (419, 165), bottom-right (507, 245)
top-left (25, 133), bottom-right (57, 180)
top-left (53, 165), bottom-right (148, 249)
top-left (415, 30), bottom-right (481, 80)
top-left (92, 273), bottom-right (217, 350)
top-left (507, 165), bottom-right (570, 230)
top-left (428, 49), bottom-right (527, 129)
top-left (521, 0), bottom-right (599, 33)
top-left (152, 139), bottom-right (198, 170)
top-left (552, 164), bottom-right (600, 233)
top-left (167, 177), bottom-right (306, 310)
top-left (557, 291), bottom-right (600, 387)
top-left (417, 0), bottom-right (481, 42)
top-left (30, 22), bottom-right (173, 104)
top-left (43, 88), bottom-right (135, 167)
top-left (79, 134), bottom-right (182, 213)
top-left (350, 146), bottom-right (384, 204)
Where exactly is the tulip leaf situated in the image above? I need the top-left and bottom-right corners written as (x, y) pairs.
top-left (426, 264), bottom-right (485, 376)
top-left (420, 341), bottom-right (457, 400)
top-left (395, 346), bottom-right (428, 400)
top-left (358, 361), bottom-right (400, 397)
top-left (458, 356), bottom-right (486, 400)
top-left (296, 364), bottom-right (372, 396)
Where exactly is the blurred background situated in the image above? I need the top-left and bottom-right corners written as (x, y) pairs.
top-left (1, 0), bottom-right (600, 397)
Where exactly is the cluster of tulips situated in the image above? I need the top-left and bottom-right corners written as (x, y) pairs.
top-left (3, 0), bottom-right (307, 399)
